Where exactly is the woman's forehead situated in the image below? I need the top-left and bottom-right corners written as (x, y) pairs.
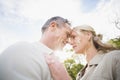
top-left (72, 29), bottom-right (81, 34)
top-left (71, 30), bottom-right (78, 36)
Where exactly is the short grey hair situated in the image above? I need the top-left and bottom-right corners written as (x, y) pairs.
top-left (41, 16), bottom-right (71, 33)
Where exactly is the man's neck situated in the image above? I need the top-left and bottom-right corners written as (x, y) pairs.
top-left (40, 38), bottom-right (55, 51)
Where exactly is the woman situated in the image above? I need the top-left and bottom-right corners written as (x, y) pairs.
top-left (70, 25), bottom-right (116, 80)
top-left (45, 25), bottom-right (117, 80)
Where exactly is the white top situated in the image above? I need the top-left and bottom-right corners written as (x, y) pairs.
top-left (0, 41), bottom-right (53, 80)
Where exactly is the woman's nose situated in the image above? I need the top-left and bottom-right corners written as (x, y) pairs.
top-left (67, 38), bottom-right (73, 45)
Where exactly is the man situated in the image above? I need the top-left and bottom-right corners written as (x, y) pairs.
top-left (0, 16), bottom-right (72, 80)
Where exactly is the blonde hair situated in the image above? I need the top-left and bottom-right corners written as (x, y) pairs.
top-left (73, 25), bottom-right (116, 53)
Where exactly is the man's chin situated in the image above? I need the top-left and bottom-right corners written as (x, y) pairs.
top-left (58, 48), bottom-right (63, 51)
top-left (55, 44), bottom-right (65, 51)
top-left (57, 46), bottom-right (63, 51)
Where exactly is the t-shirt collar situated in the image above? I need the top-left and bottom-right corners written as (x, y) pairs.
top-left (88, 51), bottom-right (105, 66)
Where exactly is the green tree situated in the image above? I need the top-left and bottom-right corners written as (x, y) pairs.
top-left (108, 37), bottom-right (120, 49)
top-left (64, 58), bottom-right (84, 80)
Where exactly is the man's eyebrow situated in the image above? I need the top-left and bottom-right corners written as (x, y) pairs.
top-left (66, 32), bottom-right (70, 37)
top-left (66, 31), bottom-right (71, 34)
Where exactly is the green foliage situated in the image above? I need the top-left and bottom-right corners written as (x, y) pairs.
top-left (64, 58), bottom-right (84, 80)
top-left (108, 37), bottom-right (120, 49)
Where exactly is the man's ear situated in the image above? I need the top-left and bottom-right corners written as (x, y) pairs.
top-left (50, 21), bottom-right (57, 28)
top-left (49, 21), bottom-right (58, 31)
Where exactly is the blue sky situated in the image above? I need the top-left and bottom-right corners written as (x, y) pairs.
top-left (0, 0), bottom-right (120, 60)
top-left (81, 0), bottom-right (101, 12)
top-left (81, 0), bottom-right (110, 12)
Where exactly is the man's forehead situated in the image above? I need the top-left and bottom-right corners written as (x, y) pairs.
top-left (64, 23), bottom-right (72, 32)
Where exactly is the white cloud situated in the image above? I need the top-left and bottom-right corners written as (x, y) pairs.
top-left (93, 0), bottom-right (120, 41)
top-left (0, 0), bottom-right (81, 53)
top-left (72, 0), bottom-right (120, 42)
top-left (18, 0), bottom-right (81, 20)
top-left (0, 0), bottom-right (120, 54)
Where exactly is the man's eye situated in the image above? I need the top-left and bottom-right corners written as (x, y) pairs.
top-left (66, 34), bottom-right (70, 38)
top-left (70, 36), bottom-right (75, 39)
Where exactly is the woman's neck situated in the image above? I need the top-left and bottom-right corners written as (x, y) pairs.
top-left (85, 47), bottom-right (98, 63)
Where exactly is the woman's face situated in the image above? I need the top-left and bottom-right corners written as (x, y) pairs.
top-left (69, 30), bottom-right (91, 54)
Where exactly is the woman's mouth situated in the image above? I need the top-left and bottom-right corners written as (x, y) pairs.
top-left (73, 45), bottom-right (76, 49)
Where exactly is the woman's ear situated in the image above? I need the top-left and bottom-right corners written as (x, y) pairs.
top-left (87, 32), bottom-right (92, 41)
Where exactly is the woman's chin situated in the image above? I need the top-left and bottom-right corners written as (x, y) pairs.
top-left (75, 50), bottom-right (84, 54)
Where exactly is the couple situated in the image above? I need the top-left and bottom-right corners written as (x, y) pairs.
top-left (0, 16), bottom-right (119, 80)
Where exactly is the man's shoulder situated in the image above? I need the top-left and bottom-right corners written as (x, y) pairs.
top-left (12, 41), bottom-right (33, 47)
top-left (0, 41), bottom-right (34, 55)
top-left (8, 41), bottom-right (36, 50)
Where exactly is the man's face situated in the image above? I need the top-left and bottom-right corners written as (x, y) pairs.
top-left (55, 23), bottom-right (72, 50)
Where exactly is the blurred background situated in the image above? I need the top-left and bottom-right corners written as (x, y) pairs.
top-left (0, 0), bottom-right (120, 79)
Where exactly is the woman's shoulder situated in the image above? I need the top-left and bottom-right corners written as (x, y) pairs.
top-left (103, 50), bottom-right (120, 61)
top-left (106, 50), bottom-right (120, 56)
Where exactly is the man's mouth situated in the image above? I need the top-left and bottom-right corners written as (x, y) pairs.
top-left (62, 41), bottom-right (66, 45)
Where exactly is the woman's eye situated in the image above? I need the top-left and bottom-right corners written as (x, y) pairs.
top-left (73, 36), bottom-right (75, 39)
top-left (70, 36), bottom-right (74, 39)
